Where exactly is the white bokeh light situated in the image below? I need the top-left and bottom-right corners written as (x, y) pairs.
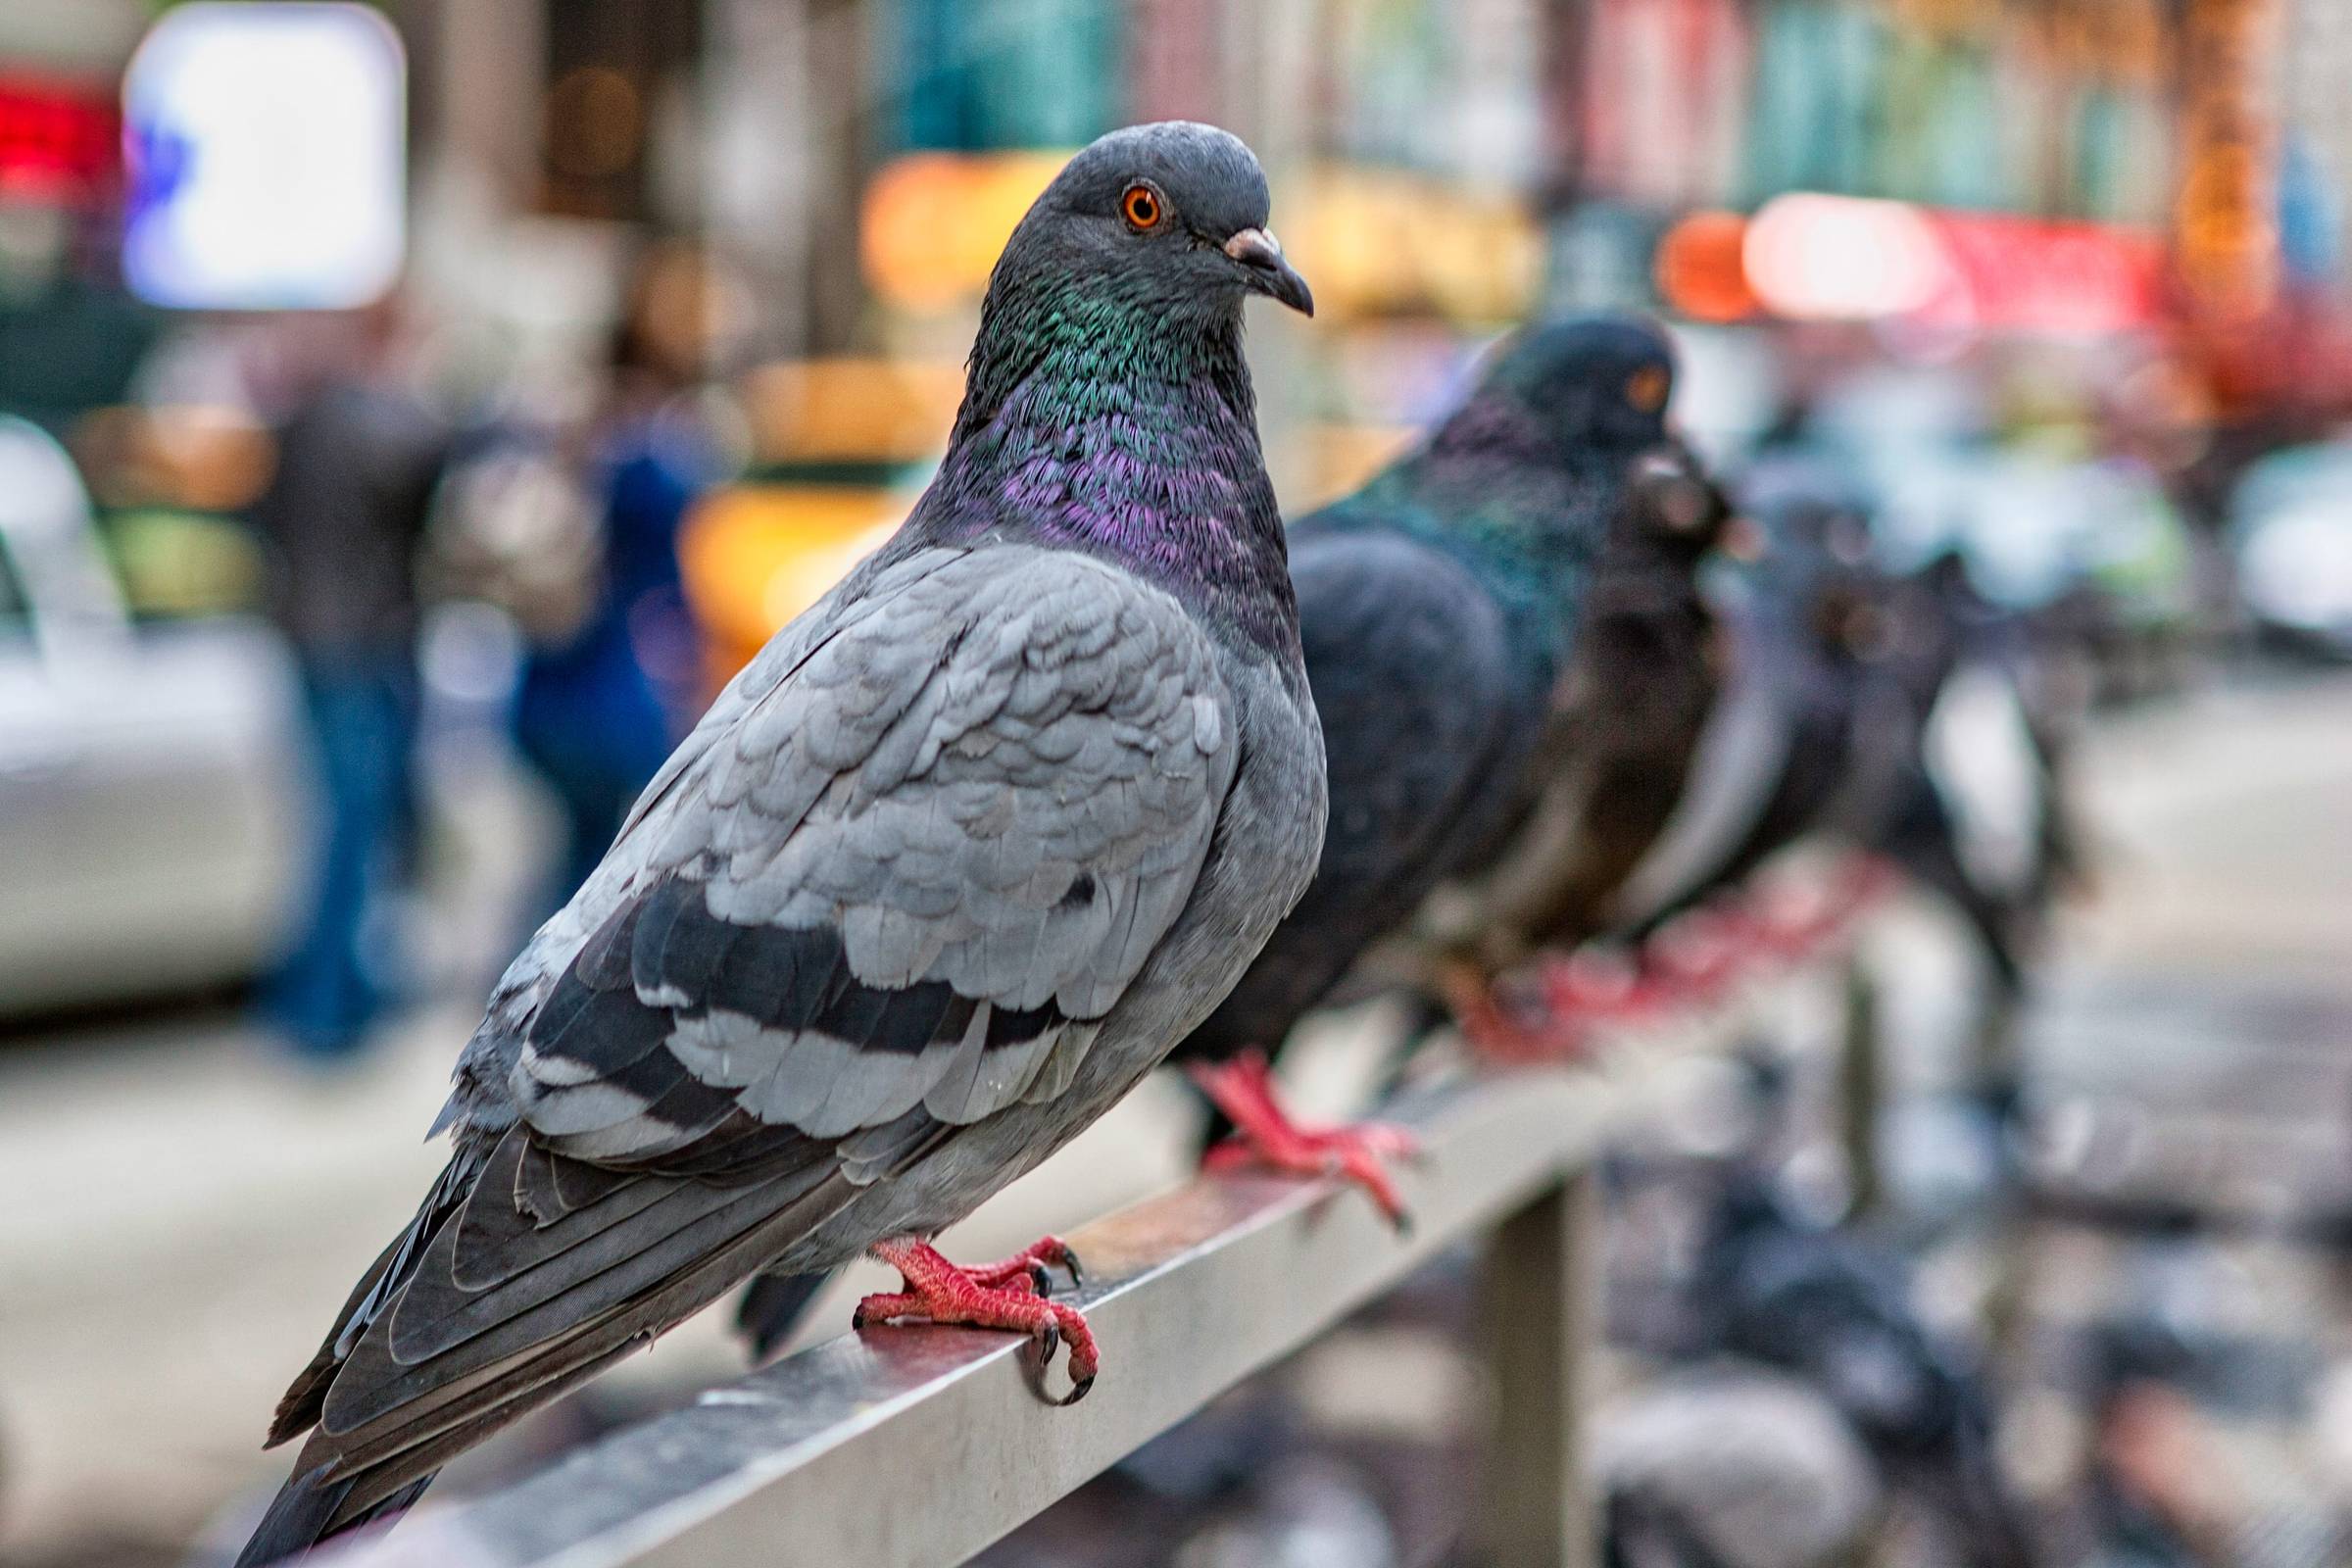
top-left (122, 3), bottom-right (406, 311)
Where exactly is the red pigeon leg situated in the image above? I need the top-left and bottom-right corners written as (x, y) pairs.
top-left (1190, 1050), bottom-right (1419, 1229)
top-left (855, 1236), bottom-right (1099, 1402)
top-left (1441, 961), bottom-right (1594, 1065)
top-left (1533, 947), bottom-right (1674, 1030)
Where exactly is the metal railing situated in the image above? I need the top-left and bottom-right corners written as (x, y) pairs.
top-left (324, 949), bottom-right (1879, 1568)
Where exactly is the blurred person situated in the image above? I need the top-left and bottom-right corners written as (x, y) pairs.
top-left (248, 300), bottom-right (448, 1059)
top-left (510, 243), bottom-right (726, 915)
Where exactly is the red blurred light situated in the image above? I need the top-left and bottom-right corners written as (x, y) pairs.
top-left (1738, 191), bottom-right (2163, 336)
top-left (0, 74), bottom-right (119, 203)
top-left (1923, 211), bottom-right (2166, 336)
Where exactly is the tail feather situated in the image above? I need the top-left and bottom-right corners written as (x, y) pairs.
top-left (234, 1464), bottom-right (352, 1568)
top-left (733, 1270), bottom-right (834, 1362)
top-left (235, 1467), bottom-right (440, 1568)
top-left (270, 1151), bottom-right (485, 1447)
top-left (240, 1155), bottom-right (862, 1563)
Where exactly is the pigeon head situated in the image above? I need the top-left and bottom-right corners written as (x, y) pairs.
top-left (988, 122), bottom-right (1312, 333)
top-left (921, 122), bottom-right (1309, 654)
top-left (1489, 314), bottom-right (1679, 453)
top-left (1378, 313), bottom-right (1681, 570)
top-left (947, 122), bottom-right (1311, 478)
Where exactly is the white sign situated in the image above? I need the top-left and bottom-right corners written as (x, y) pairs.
top-left (122, 3), bottom-right (406, 310)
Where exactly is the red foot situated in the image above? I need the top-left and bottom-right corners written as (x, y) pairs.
top-left (1456, 994), bottom-right (1584, 1064)
top-left (1190, 1051), bottom-right (1420, 1229)
top-left (855, 1235), bottom-right (1097, 1402)
top-left (1642, 907), bottom-right (1747, 1001)
top-left (1437, 960), bottom-right (1594, 1065)
top-left (1639, 856), bottom-right (1899, 1000)
top-left (1537, 948), bottom-right (1673, 1027)
top-left (943, 1233), bottom-right (1085, 1295)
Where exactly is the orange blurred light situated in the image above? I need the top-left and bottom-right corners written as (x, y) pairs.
top-left (1654, 209), bottom-right (1754, 322)
top-left (1283, 165), bottom-right (1539, 324)
top-left (738, 358), bottom-right (964, 465)
top-left (861, 152), bottom-right (1068, 313)
top-left (680, 483), bottom-right (907, 681)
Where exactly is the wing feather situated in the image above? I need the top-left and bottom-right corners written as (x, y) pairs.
top-left (262, 542), bottom-right (1248, 1536)
top-left (1180, 527), bottom-right (1543, 1055)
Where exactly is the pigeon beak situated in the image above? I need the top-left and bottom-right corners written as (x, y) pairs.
top-left (1224, 227), bottom-right (1314, 317)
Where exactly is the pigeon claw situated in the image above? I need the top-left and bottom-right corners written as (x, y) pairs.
top-left (1190, 1051), bottom-right (1419, 1230)
top-left (858, 1237), bottom-right (1100, 1404)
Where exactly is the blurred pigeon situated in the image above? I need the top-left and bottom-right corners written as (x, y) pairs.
top-left (236, 121), bottom-right (1325, 1565)
top-left (1690, 1175), bottom-right (2034, 1568)
top-left (1616, 475), bottom-right (2087, 1039)
top-left (1888, 551), bottom-right (2088, 1013)
top-left (1596, 1367), bottom-right (1881, 1568)
top-left (1445, 434), bottom-right (1738, 986)
top-left (1612, 455), bottom-right (1915, 939)
top-left (1171, 317), bottom-right (1683, 1220)
top-left (729, 319), bottom-right (1678, 1360)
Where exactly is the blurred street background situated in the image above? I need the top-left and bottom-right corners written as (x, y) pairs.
top-left (4, 0), bottom-right (2352, 1565)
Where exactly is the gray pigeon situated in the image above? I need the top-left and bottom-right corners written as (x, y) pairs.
top-left (1597, 1368), bottom-right (1881, 1568)
top-left (237, 121), bottom-right (1324, 1565)
top-left (739, 319), bottom-right (1685, 1357)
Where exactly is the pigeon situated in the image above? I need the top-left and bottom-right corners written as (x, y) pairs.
top-left (1689, 1175), bottom-right (2034, 1568)
top-left (1611, 454), bottom-right (1912, 941)
top-left (1892, 550), bottom-right (2088, 1015)
top-left (236, 121), bottom-right (1324, 1565)
top-left (1429, 433), bottom-right (1739, 1054)
top-left (1170, 316), bottom-right (1683, 1221)
top-left (1616, 474), bottom-right (2082, 1050)
top-left (730, 318), bottom-right (1681, 1360)
top-left (1597, 1368), bottom-right (1880, 1568)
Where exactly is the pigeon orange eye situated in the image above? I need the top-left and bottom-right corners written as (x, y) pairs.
top-left (1121, 185), bottom-right (1162, 230)
top-left (1626, 365), bottom-right (1669, 414)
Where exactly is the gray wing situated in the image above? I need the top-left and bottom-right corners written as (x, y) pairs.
top-left (262, 543), bottom-right (1242, 1534)
top-left (510, 540), bottom-right (1239, 1150)
top-left (444, 543), bottom-right (956, 1103)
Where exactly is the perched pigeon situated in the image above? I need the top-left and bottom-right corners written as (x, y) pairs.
top-left (237, 121), bottom-right (1324, 1565)
top-left (1612, 455), bottom-right (1912, 939)
top-left (1444, 434), bottom-right (1737, 974)
top-left (1890, 551), bottom-right (2086, 1011)
top-left (1616, 470), bottom-right (2081, 1045)
top-left (1169, 317), bottom-right (1683, 1220)
top-left (731, 319), bottom-right (1680, 1360)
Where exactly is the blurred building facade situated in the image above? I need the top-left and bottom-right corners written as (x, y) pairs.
top-left (4, 3), bottom-right (2346, 390)
top-left (4, 0), bottom-right (2352, 637)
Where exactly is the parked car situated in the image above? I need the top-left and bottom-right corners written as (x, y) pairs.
top-left (2229, 439), bottom-right (2352, 659)
top-left (0, 416), bottom-right (308, 1014)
